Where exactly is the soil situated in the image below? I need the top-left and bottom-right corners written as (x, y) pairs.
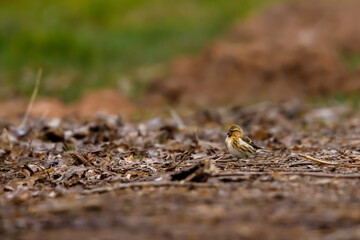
top-left (1, 102), bottom-right (360, 240)
top-left (146, 0), bottom-right (360, 107)
top-left (0, 90), bottom-right (136, 122)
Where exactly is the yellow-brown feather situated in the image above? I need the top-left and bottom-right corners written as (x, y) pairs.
top-left (226, 124), bottom-right (257, 159)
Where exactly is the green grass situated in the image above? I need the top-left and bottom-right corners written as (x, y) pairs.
top-left (341, 52), bottom-right (360, 72)
top-left (309, 92), bottom-right (360, 109)
top-left (0, 0), bottom-right (279, 102)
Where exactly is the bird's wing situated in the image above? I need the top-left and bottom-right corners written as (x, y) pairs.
top-left (241, 135), bottom-right (261, 149)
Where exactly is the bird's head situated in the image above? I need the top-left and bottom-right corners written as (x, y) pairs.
top-left (227, 124), bottom-right (244, 138)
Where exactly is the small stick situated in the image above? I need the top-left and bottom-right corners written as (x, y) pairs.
top-left (19, 69), bottom-right (42, 129)
top-left (192, 154), bottom-right (222, 162)
top-left (213, 171), bottom-right (360, 178)
top-left (298, 153), bottom-right (336, 165)
top-left (167, 106), bottom-right (185, 129)
top-left (298, 153), bottom-right (360, 167)
top-left (82, 181), bottom-right (219, 194)
top-left (69, 152), bottom-right (95, 167)
top-left (165, 150), bottom-right (194, 171)
top-left (194, 128), bottom-right (200, 143)
top-left (212, 154), bottom-right (224, 162)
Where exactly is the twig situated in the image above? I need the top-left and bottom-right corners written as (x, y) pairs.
top-left (192, 154), bottom-right (222, 162)
top-left (212, 154), bottom-right (224, 162)
top-left (69, 152), bottom-right (95, 167)
top-left (165, 149), bottom-right (194, 171)
top-left (288, 162), bottom-right (315, 167)
top-left (170, 154), bottom-right (223, 168)
top-left (19, 69), bottom-right (42, 129)
top-left (213, 171), bottom-right (360, 178)
top-left (214, 160), bottom-right (282, 167)
top-left (82, 181), bottom-right (220, 194)
top-left (298, 153), bottom-right (360, 167)
top-left (167, 106), bottom-right (185, 129)
top-left (35, 163), bottom-right (51, 179)
top-left (83, 170), bottom-right (360, 195)
top-left (298, 153), bottom-right (336, 165)
top-left (194, 128), bottom-right (200, 143)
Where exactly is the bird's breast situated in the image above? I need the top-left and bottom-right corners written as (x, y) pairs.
top-left (225, 137), bottom-right (251, 159)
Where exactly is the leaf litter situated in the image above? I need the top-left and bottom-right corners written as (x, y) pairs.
top-left (1, 102), bottom-right (360, 240)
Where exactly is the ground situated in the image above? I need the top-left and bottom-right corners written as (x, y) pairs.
top-left (1, 102), bottom-right (360, 240)
top-left (2, 1), bottom-right (360, 239)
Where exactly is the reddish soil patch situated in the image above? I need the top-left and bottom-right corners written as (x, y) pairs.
top-left (30, 98), bottom-right (69, 119)
top-left (0, 100), bottom-right (26, 122)
top-left (0, 90), bottom-right (137, 121)
top-left (71, 89), bottom-right (136, 119)
top-left (146, 0), bottom-right (360, 107)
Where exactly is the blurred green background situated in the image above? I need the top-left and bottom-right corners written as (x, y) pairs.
top-left (0, 0), bottom-right (278, 102)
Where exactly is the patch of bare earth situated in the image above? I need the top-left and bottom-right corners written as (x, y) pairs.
top-left (0, 90), bottom-right (137, 122)
top-left (71, 89), bottom-right (136, 119)
top-left (146, 0), bottom-right (360, 107)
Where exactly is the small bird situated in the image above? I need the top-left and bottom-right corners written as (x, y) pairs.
top-left (225, 124), bottom-right (261, 159)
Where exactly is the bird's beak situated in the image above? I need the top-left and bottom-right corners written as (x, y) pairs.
top-left (227, 131), bottom-right (231, 137)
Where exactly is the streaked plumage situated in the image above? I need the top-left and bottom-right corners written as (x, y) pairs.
top-left (225, 124), bottom-right (260, 159)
